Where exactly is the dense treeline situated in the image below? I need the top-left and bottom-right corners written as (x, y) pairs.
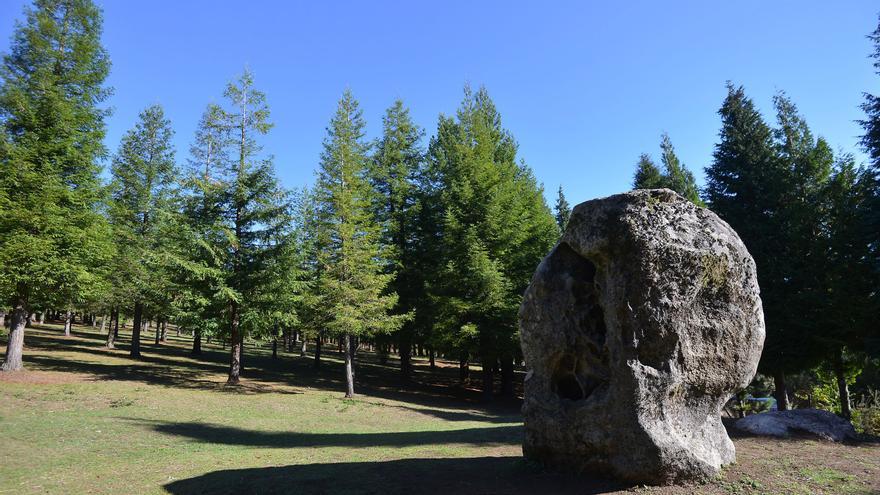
top-left (0, 0), bottom-right (878, 418)
top-left (631, 87), bottom-right (879, 418)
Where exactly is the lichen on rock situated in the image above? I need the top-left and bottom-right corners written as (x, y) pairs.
top-left (519, 189), bottom-right (765, 484)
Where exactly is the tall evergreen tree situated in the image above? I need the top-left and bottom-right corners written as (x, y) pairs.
top-left (861, 15), bottom-right (880, 171)
top-left (214, 70), bottom-right (288, 384)
top-left (172, 104), bottom-right (229, 355)
top-left (0, 0), bottom-right (113, 370)
top-left (314, 90), bottom-right (405, 397)
top-left (368, 99), bottom-right (424, 380)
top-left (554, 185), bottom-right (571, 232)
top-left (109, 104), bottom-right (177, 358)
top-left (705, 85), bottom-right (831, 409)
top-left (426, 86), bottom-right (558, 397)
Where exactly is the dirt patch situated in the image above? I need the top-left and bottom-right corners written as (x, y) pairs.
top-left (0, 369), bottom-right (91, 385)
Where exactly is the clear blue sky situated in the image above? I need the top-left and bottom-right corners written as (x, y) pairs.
top-left (1, 1), bottom-right (877, 206)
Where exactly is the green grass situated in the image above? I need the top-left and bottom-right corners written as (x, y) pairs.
top-left (2, 323), bottom-right (878, 495)
top-left (0, 324), bottom-right (531, 494)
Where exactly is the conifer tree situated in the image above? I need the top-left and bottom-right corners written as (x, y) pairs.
top-left (705, 85), bottom-right (831, 409)
top-left (0, 0), bottom-right (113, 370)
top-left (368, 100), bottom-right (424, 380)
top-left (554, 185), bottom-right (571, 232)
top-left (214, 70), bottom-right (288, 384)
top-left (314, 90), bottom-right (405, 397)
top-left (175, 104), bottom-right (231, 355)
top-left (109, 104), bottom-right (177, 359)
top-left (633, 134), bottom-right (703, 205)
top-left (426, 86), bottom-right (558, 397)
top-left (633, 154), bottom-right (664, 189)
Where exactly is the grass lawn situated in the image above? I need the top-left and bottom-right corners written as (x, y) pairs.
top-left (1, 323), bottom-right (878, 495)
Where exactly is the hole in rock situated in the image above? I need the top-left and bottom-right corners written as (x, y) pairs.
top-left (544, 243), bottom-right (611, 402)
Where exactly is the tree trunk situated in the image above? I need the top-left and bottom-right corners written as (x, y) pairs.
top-left (192, 329), bottom-right (202, 355)
top-left (99, 314), bottom-right (107, 335)
top-left (1, 300), bottom-right (27, 371)
top-left (227, 300), bottom-right (241, 384)
top-left (113, 307), bottom-right (120, 338)
top-left (500, 354), bottom-right (515, 397)
top-left (130, 302), bottom-right (143, 358)
top-left (38, 312), bottom-right (45, 325)
top-left (344, 333), bottom-right (355, 398)
top-left (833, 350), bottom-right (852, 420)
top-left (481, 354), bottom-right (494, 398)
top-left (314, 332), bottom-right (322, 368)
top-left (154, 320), bottom-right (161, 345)
top-left (161, 320), bottom-right (167, 342)
top-left (0, 312), bottom-right (5, 329)
top-left (272, 337), bottom-right (278, 359)
top-left (63, 310), bottom-right (72, 336)
top-left (106, 308), bottom-right (116, 349)
top-left (428, 347), bottom-right (436, 369)
top-left (300, 337), bottom-right (307, 357)
top-left (773, 370), bottom-right (789, 411)
top-left (459, 352), bottom-right (469, 383)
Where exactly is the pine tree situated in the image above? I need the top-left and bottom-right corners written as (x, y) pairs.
top-left (109, 104), bottom-right (177, 358)
top-left (633, 154), bottom-right (664, 189)
top-left (813, 156), bottom-right (875, 419)
top-left (215, 70), bottom-right (288, 384)
top-left (705, 84), bottom-right (830, 409)
top-left (861, 15), bottom-right (880, 171)
top-left (633, 134), bottom-right (703, 205)
top-left (368, 99), bottom-right (424, 380)
top-left (314, 90), bottom-right (406, 397)
top-left (174, 104), bottom-right (229, 355)
top-left (554, 185), bottom-right (571, 232)
top-left (426, 86), bottom-right (558, 397)
top-left (858, 15), bottom-right (880, 359)
top-left (0, 0), bottom-right (113, 370)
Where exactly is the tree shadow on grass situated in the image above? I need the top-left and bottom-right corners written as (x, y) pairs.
top-left (163, 456), bottom-right (631, 495)
top-left (12, 326), bottom-right (523, 420)
top-left (135, 419), bottom-right (522, 448)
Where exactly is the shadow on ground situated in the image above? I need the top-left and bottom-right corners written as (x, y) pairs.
top-left (163, 456), bottom-right (631, 495)
top-left (135, 419), bottom-right (521, 448)
top-left (13, 324), bottom-right (524, 420)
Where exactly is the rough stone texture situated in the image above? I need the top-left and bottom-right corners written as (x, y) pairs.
top-left (519, 189), bottom-right (765, 484)
top-left (734, 409), bottom-right (857, 442)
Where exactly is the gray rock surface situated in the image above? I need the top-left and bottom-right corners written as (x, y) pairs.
top-left (734, 409), bottom-right (857, 442)
top-left (519, 189), bottom-right (765, 484)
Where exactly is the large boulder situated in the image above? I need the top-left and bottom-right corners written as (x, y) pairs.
top-left (734, 409), bottom-right (857, 442)
top-left (519, 189), bottom-right (765, 484)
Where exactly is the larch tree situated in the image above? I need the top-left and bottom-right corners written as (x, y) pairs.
top-left (0, 0), bottom-right (113, 370)
top-left (368, 99), bottom-right (424, 381)
top-left (314, 90), bottom-right (406, 397)
top-left (554, 185), bottom-right (571, 232)
top-left (109, 104), bottom-right (177, 359)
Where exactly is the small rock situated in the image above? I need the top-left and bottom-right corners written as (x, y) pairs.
top-left (734, 409), bottom-right (857, 442)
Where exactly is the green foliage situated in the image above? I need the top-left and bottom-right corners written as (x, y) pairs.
top-left (554, 185), bottom-right (571, 232)
top-left (423, 86), bottom-right (558, 390)
top-left (0, 0), bottom-right (113, 312)
top-left (313, 90), bottom-right (405, 341)
top-left (109, 104), bottom-right (177, 316)
top-left (633, 134), bottom-right (703, 205)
